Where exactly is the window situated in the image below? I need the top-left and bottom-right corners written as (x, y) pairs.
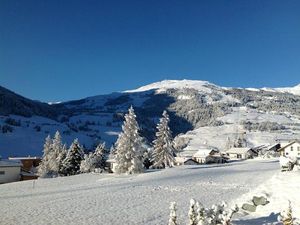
top-left (298, 147), bottom-right (300, 151)
top-left (291, 146), bottom-right (293, 151)
top-left (286, 152), bottom-right (289, 156)
top-left (0, 171), bottom-right (5, 175)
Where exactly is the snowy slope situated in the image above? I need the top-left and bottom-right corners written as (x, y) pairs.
top-left (0, 160), bottom-right (279, 225)
top-left (125, 79), bottom-right (215, 93)
top-left (262, 84), bottom-right (300, 95)
top-left (234, 168), bottom-right (300, 224)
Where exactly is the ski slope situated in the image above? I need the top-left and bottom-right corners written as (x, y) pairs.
top-left (0, 160), bottom-right (279, 225)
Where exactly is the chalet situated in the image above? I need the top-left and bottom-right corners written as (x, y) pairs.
top-left (9, 156), bottom-right (41, 180)
top-left (105, 158), bottom-right (117, 173)
top-left (174, 157), bottom-right (198, 166)
top-left (9, 156), bottom-right (41, 172)
top-left (192, 148), bottom-right (226, 164)
top-left (0, 159), bottom-right (21, 184)
top-left (278, 140), bottom-right (300, 162)
top-left (226, 147), bottom-right (257, 160)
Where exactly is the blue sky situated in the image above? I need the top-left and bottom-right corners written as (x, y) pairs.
top-left (0, 0), bottom-right (299, 102)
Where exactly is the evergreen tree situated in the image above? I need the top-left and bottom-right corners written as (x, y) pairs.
top-left (61, 139), bottom-right (84, 176)
top-left (57, 144), bottom-right (67, 174)
top-left (188, 199), bottom-right (198, 225)
top-left (80, 152), bottom-right (96, 173)
top-left (37, 135), bottom-right (53, 177)
top-left (152, 111), bottom-right (175, 168)
top-left (280, 201), bottom-right (294, 225)
top-left (94, 142), bottom-right (107, 169)
top-left (49, 131), bottom-right (63, 175)
top-left (168, 202), bottom-right (178, 225)
top-left (114, 106), bottom-right (144, 174)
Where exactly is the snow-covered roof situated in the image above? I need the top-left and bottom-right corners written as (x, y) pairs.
top-left (226, 148), bottom-right (252, 154)
top-left (193, 149), bottom-right (219, 158)
top-left (9, 157), bottom-right (41, 160)
top-left (0, 160), bottom-right (22, 167)
top-left (174, 157), bottom-right (191, 163)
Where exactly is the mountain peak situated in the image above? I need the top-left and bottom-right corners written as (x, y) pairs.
top-left (124, 79), bottom-right (216, 93)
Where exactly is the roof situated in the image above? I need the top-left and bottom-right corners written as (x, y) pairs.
top-left (175, 157), bottom-right (191, 163)
top-left (226, 147), bottom-right (252, 154)
top-left (0, 160), bottom-right (22, 167)
top-left (278, 141), bottom-right (300, 152)
top-left (9, 157), bottom-right (41, 160)
top-left (193, 149), bottom-right (219, 158)
top-left (267, 143), bottom-right (280, 151)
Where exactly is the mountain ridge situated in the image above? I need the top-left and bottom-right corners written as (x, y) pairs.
top-left (0, 80), bottom-right (300, 158)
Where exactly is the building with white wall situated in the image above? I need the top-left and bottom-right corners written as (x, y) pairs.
top-left (0, 160), bottom-right (21, 184)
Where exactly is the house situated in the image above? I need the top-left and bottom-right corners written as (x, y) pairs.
top-left (0, 159), bottom-right (22, 184)
top-left (9, 156), bottom-right (41, 180)
top-left (192, 148), bottom-right (225, 164)
top-left (9, 156), bottom-right (41, 172)
top-left (226, 147), bottom-right (257, 160)
top-left (174, 157), bottom-right (198, 166)
top-left (278, 140), bottom-right (300, 162)
top-left (105, 158), bottom-right (117, 173)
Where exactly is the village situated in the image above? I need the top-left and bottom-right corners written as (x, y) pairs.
top-left (1, 134), bottom-right (299, 185)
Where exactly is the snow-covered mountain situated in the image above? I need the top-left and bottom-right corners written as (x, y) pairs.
top-left (1, 80), bottom-right (300, 158)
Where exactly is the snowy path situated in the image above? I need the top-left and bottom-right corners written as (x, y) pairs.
top-left (0, 160), bottom-right (278, 225)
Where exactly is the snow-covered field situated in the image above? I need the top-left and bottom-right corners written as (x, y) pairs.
top-left (0, 159), bottom-right (287, 225)
top-left (235, 167), bottom-right (300, 224)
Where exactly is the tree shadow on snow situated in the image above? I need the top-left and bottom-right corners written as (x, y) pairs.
top-left (233, 213), bottom-right (280, 225)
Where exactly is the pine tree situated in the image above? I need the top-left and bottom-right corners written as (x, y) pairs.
top-left (114, 106), bottom-right (144, 174)
top-left (188, 199), bottom-right (198, 225)
top-left (37, 135), bottom-right (53, 178)
top-left (280, 201), bottom-right (294, 225)
top-left (196, 202), bottom-right (207, 225)
top-left (80, 152), bottom-right (96, 173)
top-left (61, 139), bottom-right (84, 176)
top-left (152, 111), bottom-right (175, 168)
top-left (168, 202), bottom-right (178, 225)
top-left (57, 144), bottom-right (67, 175)
top-left (94, 142), bottom-right (107, 169)
top-left (49, 131), bottom-right (63, 175)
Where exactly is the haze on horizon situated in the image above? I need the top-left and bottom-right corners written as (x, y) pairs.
top-left (1, 0), bottom-right (299, 102)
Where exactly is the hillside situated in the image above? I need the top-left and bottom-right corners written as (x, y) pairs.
top-left (0, 160), bottom-right (281, 225)
top-left (0, 80), bottom-right (300, 158)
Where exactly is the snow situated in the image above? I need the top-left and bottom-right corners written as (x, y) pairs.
top-left (234, 169), bottom-right (300, 224)
top-left (247, 83), bottom-right (300, 96)
top-left (125, 80), bottom-right (215, 93)
top-left (275, 83), bottom-right (300, 96)
top-left (0, 160), bottom-right (279, 225)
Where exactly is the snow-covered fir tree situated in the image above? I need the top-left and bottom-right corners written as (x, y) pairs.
top-left (94, 142), bottom-right (108, 169)
top-left (188, 199), bottom-right (198, 225)
top-left (37, 135), bottom-right (53, 178)
top-left (61, 139), bottom-right (84, 176)
top-left (168, 202), bottom-right (178, 225)
top-left (114, 106), bottom-right (144, 174)
top-left (48, 131), bottom-right (63, 176)
top-left (57, 144), bottom-right (67, 173)
top-left (80, 152), bottom-right (96, 173)
top-left (167, 199), bottom-right (239, 225)
top-left (279, 201), bottom-right (294, 225)
top-left (152, 110), bottom-right (175, 168)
